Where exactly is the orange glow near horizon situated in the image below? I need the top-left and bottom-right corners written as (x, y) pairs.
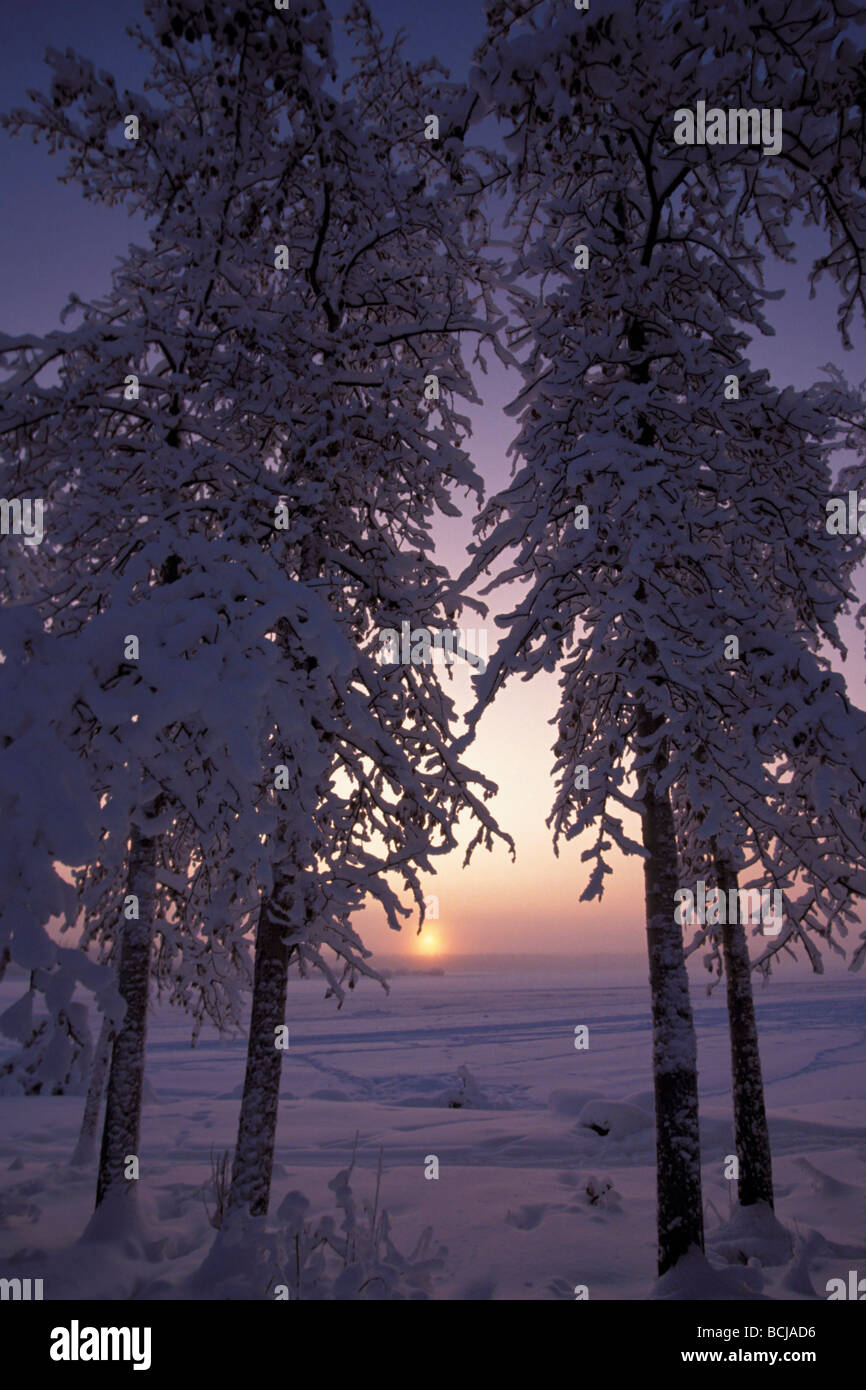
top-left (415, 927), bottom-right (445, 956)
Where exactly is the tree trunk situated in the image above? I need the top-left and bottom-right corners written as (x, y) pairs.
top-left (637, 705), bottom-right (704, 1275)
top-left (714, 854), bottom-right (775, 1209)
top-left (95, 822), bottom-right (156, 1207)
top-left (71, 1011), bottom-right (114, 1168)
top-left (226, 869), bottom-right (295, 1219)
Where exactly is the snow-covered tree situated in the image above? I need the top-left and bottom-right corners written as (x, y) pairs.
top-left (670, 384), bottom-right (866, 1212)
top-left (224, 0), bottom-right (511, 1221)
top-left (663, 0), bottom-right (866, 1209)
top-left (1, 0), bottom-right (508, 1222)
top-left (465, 0), bottom-right (866, 1273)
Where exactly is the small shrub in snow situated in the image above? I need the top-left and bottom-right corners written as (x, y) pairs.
top-left (200, 1150), bottom-right (231, 1231)
top-left (437, 1064), bottom-right (493, 1110)
top-left (583, 1176), bottom-right (620, 1210)
top-left (268, 1146), bottom-right (446, 1300)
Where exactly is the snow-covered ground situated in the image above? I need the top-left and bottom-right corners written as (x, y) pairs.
top-left (0, 960), bottom-right (863, 1300)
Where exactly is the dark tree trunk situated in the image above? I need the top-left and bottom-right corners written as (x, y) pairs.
top-left (226, 870), bottom-right (295, 1219)
top-left (71, 1011), bottom-right (114, 1168)
top-left (637, 705), bottom-right (705, 1275)
top-left (95, 822), bottom-right (156, 1207)
top-left (714, 854), bottom-right (775, 1209)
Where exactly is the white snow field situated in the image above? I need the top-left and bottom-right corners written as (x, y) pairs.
top-left (0, 960), bottom-right (863, 1300)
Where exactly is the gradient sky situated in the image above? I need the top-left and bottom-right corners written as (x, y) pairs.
top-left (2, 0), bottom-right (864, 969)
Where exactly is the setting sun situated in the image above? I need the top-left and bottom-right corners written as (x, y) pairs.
top-left (416, 929), bottom-right (444, 956)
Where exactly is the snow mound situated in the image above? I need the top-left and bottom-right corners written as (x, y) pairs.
top-left (795, 1157), bottom-right (862, 1202)
top-left (781, 1228), bottom-right (825, 1298)
top-left (654, 1250), bottom-right (766, 1301)
top-left (781, 1226), bottom-right (866, 1298)
top-left (708, 1201), bottom-right (794, 1268)
top-left (548, 1088), bottom-right (603, 1117)
top-left (577, 1098), bottom-right (653, 1139)
top-left (623, 1089), bottom-right (654, 1111)
top-left (437, 1065), bottom-right (498, 1110)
